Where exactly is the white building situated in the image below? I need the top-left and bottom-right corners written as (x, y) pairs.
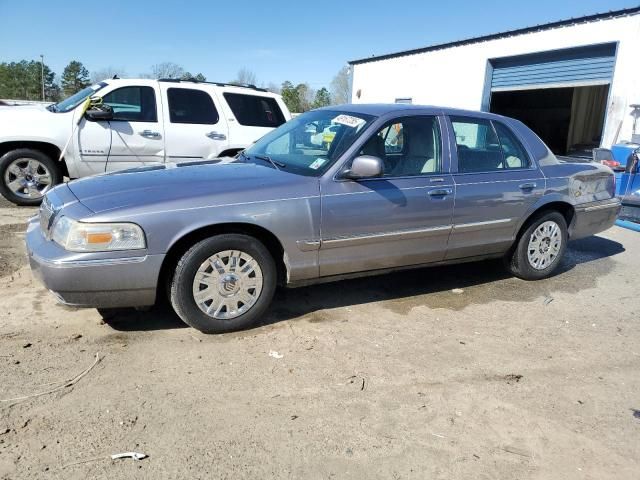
top-left (349, 7), bottom-right (640, 155)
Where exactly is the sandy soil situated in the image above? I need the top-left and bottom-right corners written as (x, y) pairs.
top-left (0, 196), bottom-right (639, 479)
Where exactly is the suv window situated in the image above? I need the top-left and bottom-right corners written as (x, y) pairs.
top-left (167, 88), bottom-right (218, 124)
top-left (102, 86), bottom-right (157, 122)
top-left (451, 116), bottom-right (504, 173)
top-left (493, 121), bottom-right (530, 169)
top-left (358, 116), bottom-right (442, 177)
top-left (223, 93), bottom-right (285, 128)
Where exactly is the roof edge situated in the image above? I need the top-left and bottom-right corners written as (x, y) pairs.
top-left (349, 6), bottom-right (640, 65)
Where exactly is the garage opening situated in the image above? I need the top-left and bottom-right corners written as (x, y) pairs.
top-left (490, 84), bottom-right (609, 155)
top-left (487, 43), bottom-right (616, 156)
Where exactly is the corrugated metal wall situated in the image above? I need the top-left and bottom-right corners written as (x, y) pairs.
top-left (490, 43), bottom-right (617, 91)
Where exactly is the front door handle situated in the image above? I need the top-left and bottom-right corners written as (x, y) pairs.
top-left (139, 130), bottom-right (161, 138)
top-left (519, 182), bottom-right (537, 190)
top-left (428, 188), bottom-right (453, 197)
top-left (206, 131), bottom-right (227, 141)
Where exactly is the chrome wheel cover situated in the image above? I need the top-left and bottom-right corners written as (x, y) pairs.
top-left (527, 220), bottom-right (562, 270)
top-left (192, 250), bottom-right (263, 320)
top-left (4, 158), bottom-right (53, 199)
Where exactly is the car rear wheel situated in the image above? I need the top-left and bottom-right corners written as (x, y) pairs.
top-left (507, 211), bottom-right (568, 280)
top-left (0, 149), bottom-right (62, 206)
top-left (169, 234), bottom-right (276, 333)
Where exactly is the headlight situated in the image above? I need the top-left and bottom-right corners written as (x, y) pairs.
top-left (51, 217), bottom-right (146, 252)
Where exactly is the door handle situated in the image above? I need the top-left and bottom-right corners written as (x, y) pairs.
top-left (206, 131), bottom-right (227, 140)
top-left (428, 188), bottom-right (453, 197)
top-left (518, 182), bottom-right (537, 190)
top-left (139, 130), bottom-right (161, 138)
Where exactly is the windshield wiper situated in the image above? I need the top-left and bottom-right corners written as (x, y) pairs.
top-left (46, 104), bottom-right (58, 112)
top-left (252, 154), bottom-right (286, 170)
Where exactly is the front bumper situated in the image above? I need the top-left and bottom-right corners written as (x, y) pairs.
top-left (570, 198), bottom-right (622, 240)
top-left (26, 218), bottom-right (165, 308)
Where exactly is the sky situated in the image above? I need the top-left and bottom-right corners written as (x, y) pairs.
top-left (0, 0), bottom-right (637, 90)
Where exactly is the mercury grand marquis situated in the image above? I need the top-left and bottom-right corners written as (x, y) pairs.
top-left (26, 105), bottom-right (621, 333)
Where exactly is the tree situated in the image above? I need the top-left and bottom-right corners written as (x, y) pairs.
top-left (181, 72), bottom-right (207, 81)
top-left (0, 60), bottom-right (58, 101)
top-left (61, 60), bottom-right (90, 96)
top-left (280, 81), bottom-right (318, 113)
top-left (150, 62), bottom-right (184, 79)
top-left (232, 68), bottom-right (257, 86)
top-left (312, 87), bottom-right (331, 109)
top-left (264, 82), bottom-right (280, 94)
top-left (281, 81), bottom-right (301, 113)
top-left (91, 67), bottom-right (127, 83)
top-left (330, 65), bottom-right (350, 104)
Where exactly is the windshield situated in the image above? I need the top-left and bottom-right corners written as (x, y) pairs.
top-left (243, 110), bottom-right (376, 176)
top-left (50, 82), bottom-right (108, 113)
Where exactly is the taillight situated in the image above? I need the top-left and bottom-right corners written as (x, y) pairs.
top-left (601, 159), bottom-right (620, 168)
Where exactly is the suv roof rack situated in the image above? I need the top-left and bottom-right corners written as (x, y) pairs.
top-left (158, 78), bottom-right (268, 92)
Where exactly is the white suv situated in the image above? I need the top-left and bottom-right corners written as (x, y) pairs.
top-left (0, 78), bottom-right (291, 205)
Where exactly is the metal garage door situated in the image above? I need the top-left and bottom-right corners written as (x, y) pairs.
top-left (490, 43), bottom-right (617, 91)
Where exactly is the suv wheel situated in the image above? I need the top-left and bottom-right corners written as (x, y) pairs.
top-left (0, 149), bottom-right (61, 206)
top-left (507, 211), bottom-right (568, 280)
top-left (169, 234), bottom-right (277, 333)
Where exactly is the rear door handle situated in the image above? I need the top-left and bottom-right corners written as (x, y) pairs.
top-left (139, 130), bottom-right (161, 138)
top-left (206, 131), bottom-right (227, 140)
top-left (519, 182), bottom-right (537, 190)
top-left (428, 188), bottom-right (453, 197)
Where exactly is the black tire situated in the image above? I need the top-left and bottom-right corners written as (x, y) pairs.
top-left (507, 211), bottom-right (568, 280)
top-left (0, 148), bottom-right (62, 206)
top-left (169, 234), bottom-right (277, 333)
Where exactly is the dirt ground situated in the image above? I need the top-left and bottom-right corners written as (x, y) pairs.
top-left (0, 196), bottom-right (639, 480)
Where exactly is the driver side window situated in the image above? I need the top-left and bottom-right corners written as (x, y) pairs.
top-left (102, 86), bottom-right (158, 122)
top-left (359, 116), bottom-right (442, 177)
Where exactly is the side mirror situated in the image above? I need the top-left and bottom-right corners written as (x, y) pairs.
top-left (342, 155), bottom-right (384, 180)
top-left (85, 107), bottom-right (113, 121)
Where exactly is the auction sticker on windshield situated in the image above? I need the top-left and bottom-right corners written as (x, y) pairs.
top-left (332, 114), bottom-right (366, 128)
top-left (309, 158), bottom-right (328, 170)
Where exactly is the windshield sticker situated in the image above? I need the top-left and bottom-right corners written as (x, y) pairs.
top-left (309, 158), bottom-right (328, 170)
top-left (332, 114), bottom-right (365, 128)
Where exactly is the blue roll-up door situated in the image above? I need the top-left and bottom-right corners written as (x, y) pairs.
top-left (490, 43), bottom-right (616, 91)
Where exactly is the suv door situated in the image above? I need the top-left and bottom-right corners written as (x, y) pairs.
top-left (319, 114), bottom-right (454, 276)
top-left (221, 91), bottom-right (287, 150)
top-left (445, 116), bottom-right (545, 260)
top-left (161, 85), bottom-right (230, 162)
top-left (101, 85), bottom-right (164, 172)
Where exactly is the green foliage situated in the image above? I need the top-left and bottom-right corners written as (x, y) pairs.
top-left (0, 60), bottom-right (58, 101)
top-left (182, 72), bottom-right (207, 81)
top-left (312, 87), bottom-right (331, 109)
top-left (280, 81), bottom-right (317, 113)
top-left (61, 60), bottom-right (90, 96)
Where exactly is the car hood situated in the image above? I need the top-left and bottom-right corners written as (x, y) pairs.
top-left (0, 104), bottom-right (70, 143)
top-left (66, 161), bottom-right (318, 216)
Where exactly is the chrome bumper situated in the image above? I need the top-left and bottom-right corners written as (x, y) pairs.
top-left (571, 198), bottom-right (622, 239)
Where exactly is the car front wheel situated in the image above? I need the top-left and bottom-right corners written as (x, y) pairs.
top-left (507, 211), bottom-right (568, 280)
top-left (0, 148), bottom-right (61, 206)
top-left (169, 234), bottom-right (277, 333)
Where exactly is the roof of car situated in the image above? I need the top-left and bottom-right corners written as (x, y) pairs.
top-left (318, 103), bottom-right (507, 120)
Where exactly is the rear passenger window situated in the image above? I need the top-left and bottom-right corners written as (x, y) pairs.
top-left (493, 122), bottom-right (530, 169)
top-left (167, 88), bottom-right (218, 124)
top-left (102, 86), bottom-right (157, 122)
top-left (223, 93), bottom-right (286, 127)
top-left (451, 116), bottom-right (508, 173)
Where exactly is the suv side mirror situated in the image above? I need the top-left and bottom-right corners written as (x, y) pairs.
top-left (342, 155), bottom-right (384, 180)
top-left (85, 107), bottom-right (113, 121)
